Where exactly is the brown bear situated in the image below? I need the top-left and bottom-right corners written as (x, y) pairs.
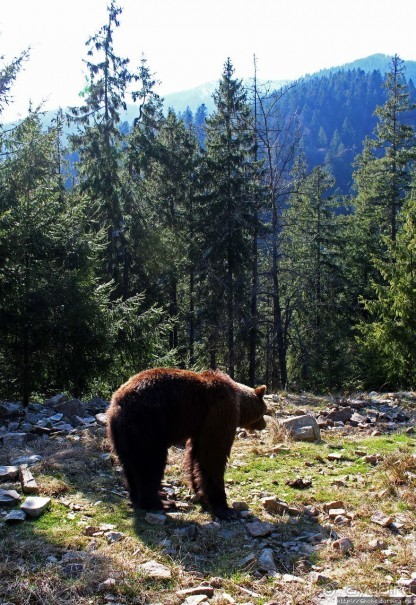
top-left (107, 368), bottom-right (268, 520)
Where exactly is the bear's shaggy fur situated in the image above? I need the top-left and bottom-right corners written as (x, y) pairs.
top-left (107, 368), bottom-right (268, 519)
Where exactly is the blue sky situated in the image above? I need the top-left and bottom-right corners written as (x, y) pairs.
top-left (1, 0), bottom-right (416, 121)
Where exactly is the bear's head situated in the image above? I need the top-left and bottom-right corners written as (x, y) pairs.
top-left (237, 383), bottom-right (269, 431)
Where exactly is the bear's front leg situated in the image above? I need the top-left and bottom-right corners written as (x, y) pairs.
top-left (190, 420), bottom-right (237, 520)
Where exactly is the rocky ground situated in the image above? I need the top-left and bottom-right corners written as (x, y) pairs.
top-left (0, 390), bottom-right (416, 605)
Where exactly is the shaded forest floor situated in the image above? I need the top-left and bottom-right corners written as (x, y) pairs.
top-left (1, 392), bottom-right (416, 605)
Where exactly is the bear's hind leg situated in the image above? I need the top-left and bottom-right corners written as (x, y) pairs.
top-left (123, 445), bottom-right (168, 511)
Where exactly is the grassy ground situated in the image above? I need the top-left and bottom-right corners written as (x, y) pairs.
top-left (0, 394), bottom-right (415, 605)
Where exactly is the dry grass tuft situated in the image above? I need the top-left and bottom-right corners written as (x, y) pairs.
top-left (266, 416), bottom-right (292, 445)
top-left (380, 452), bottom-right (416, 487)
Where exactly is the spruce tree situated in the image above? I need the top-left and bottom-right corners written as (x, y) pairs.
top-left (0, 114), bottom-right (109, 402)
top-left (69, 1), bottom-right (143, 297)
top-left (358, 190), bottom-right (416, 388)
top-left (140, 109), bottom-right (201, 357)
top-left (202, 59), bottom-right (260, 377)
top-left (283, 163), bottom-right (348, 389)
top-left (351, 55), bottom-right (416, 297)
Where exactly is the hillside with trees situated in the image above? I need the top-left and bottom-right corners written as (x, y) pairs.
top-left (1, 2), bottom-right (416, 403)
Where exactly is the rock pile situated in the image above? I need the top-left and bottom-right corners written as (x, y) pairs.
top-left (0, 394), bottom-right (108, 444)
top-left (274, 392), bottom-right (415, 437)
top-left (0, 394), bottom-right (109, 525)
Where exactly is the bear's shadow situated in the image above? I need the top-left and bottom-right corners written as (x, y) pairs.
top-left (131, 497), bottom-right (327, 579)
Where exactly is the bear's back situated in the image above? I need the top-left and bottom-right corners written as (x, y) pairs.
top-left (109, 368), bottom-right (238, 444)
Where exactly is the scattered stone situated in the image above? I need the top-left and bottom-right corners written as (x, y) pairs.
top-left (0, 489), bottom-right (21, 505)
top-left (368, 538), bottom-right (387, 550)
top-left (302, 506), bottom-right (319, 518)
top-left (333, 515), bottom-right (351, 526)
top-left (258, 548), bottom-right (278, 575)
top-left (218, 593), bottom-right (235, 604)
top-left (240, 510), bottom-right (252, 519)
top-left (393, 513), bottom-right (412, 530)
top-left (327, 453), bottom-right (343, 461)
top-left (261, 497), bottom-right (289, 515)
top-left (139, 560), bottom-right (172, 580)
top-left (20, 496), bottom-right (51, 518)
top-left (61, 551), bottom-right (87, 564)
top-left (99, 578), bottom-right (117, 591)
top-left (332, 537), bottom-right (353, 554)
top-left (326, 407), bottom-right (353, 423)
top-left (2, 432), bottom-right (27, 448)
top-left (282, 573), bottom-right (306, 583)
top-left (95, 413), bottom-right (107, 426)
top-left (322, 501), bottom-right (344, 513)
top-left (0, 466), bottom-right (19, 480)
top-left (45, 393), bottom-right (68, 407)
top-left (371, 511), bottom-right (393, 527)
top-left (177, 587), bottom-right (214, 598)
top-left (4, 509), bottom-right (26, 523)
top-left (286, 477), bottom-right (312, 489)
top-left (354, 450), bottom-right (367, 457)
top-left (145, 512), bottom-right (167, 525)
top-left (53, 398), bottom-right (85, 418)
top-left (0, 402), bottom-right (21, 417)
top-left (19, 464), bottom-right (39, 494)
top-left (349, 412), bottom-right (367, 425)
top-left (328, 508), bottom-right (346, 519)
top-left (49, 413), bottom-right (64, 422)
top-left (51, 422), bottom-right (74, 433)
top-left (106, 531), bottom-right (124, 543)
top-left (280, 414), bottom-right (321, 442)
top-left (232, 501), bottom-right (249, 512)
top-left (364, 454), bottom-right (382, 465)
top-left (246, 521), bottom-right (275, 537)
top-left (371, 429), bottom-right (383, 437)
top-left (310, 571), bottom-right (331, 585)
top-left (182, 595), bottom-right (208, 605)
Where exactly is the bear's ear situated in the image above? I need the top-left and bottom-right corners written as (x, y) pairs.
top-left (254, 385), bottom-right (267, 397)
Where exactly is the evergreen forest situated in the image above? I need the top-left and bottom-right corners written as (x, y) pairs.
top-left (2, 2), bottom-right (416, 404)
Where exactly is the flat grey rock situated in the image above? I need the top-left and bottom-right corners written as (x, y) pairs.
top-left (0, 489), bottom-right (22, 505)
top-left (20, 496), bottom-right (51, 518)
top-left (5, 509), bottom-right (26, 523)
top-left (0, 465), bottom-right (19, 480)
top-left (11, 454), bottom-right (42, 466)
top-left (2, 433), bottom-right (27, 448)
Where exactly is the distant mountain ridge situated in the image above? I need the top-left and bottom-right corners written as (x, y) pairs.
top-left (163, 78), bottom-right (290, 114)
top-left (162, 54), bottom-right (416, 115)
top-left (309, 53), bottom-right (416, 82)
